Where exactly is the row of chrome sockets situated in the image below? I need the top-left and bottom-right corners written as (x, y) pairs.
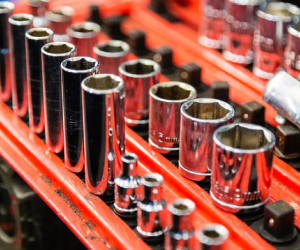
top-left (199, 0), bottom-right (300, 79)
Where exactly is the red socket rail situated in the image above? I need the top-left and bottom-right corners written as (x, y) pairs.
top-left (1, 0), bottom-right (300, 250)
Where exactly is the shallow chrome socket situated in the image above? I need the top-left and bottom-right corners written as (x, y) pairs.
top-left (179, 98), bottom-right (234, 181)
top-left (253, 2), bottom-right (300, 79)
top-left (149, 81), bottom-right (197, 154)
top-left (61, 57), bottom-right (99, 173)
top-left (137, 173), bottom-right (168, 238)
top-left (94, 40), bottom-right (130, 75)
top-left (119, 59), bottom-right (161, 126)
top-left (211, 123), bottom-right (275, 213)
top-left (8, 13), bottom-right (34, 117)
top-left (81, 74), bottom-right (125, 195)
top-left (165, 199), bottom-right (197, 250)
top-left (67, 22), bottom-right (100, 57)
top-left (0, 2), bottom-right (14, 102)
top-left (41, 42), bottom-right (76, 153)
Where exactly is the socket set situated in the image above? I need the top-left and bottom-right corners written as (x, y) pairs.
top-left (1, 0), bottom-right (300, 249)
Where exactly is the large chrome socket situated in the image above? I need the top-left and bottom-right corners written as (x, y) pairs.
top-left (165, 199), bottom-right (197, 250)
top-left (0, 2), bottom-right (14, 102)
top-left (179, 98), bottom-right (234, 181)
top-left (94, 40), bottom-right (130, 75)
top-left (81, 74), bottom-right (125, 195)
top-left (41, 42), bottom-right (76, 153)
top-left (61, 57), bottom-right (99, 173)
top-left (25, 28), bottom-right (53, 134)
top-left (211, 123), bottom-right (275, 213)
top-left (8, 13), bottom-right (34, 117)
top-left (253, 2), bottom-right (300, 79)
top-left (119, 59), bottom-right (161, 126)
top-left (149, 81), bottom-right (197, 154)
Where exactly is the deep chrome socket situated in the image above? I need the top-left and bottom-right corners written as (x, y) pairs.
top-left (25, 28), bottom-right (53, 134)
top-left (119, 59), bottom-right (161, 126)
top-left (196, 224), bottom-right (229, 250)
top-left (199, 0), bottom-right (226, 49)
top-left (8, 14), bottom-right (34, 117)
top-left (179, 98), bottom-right (234, 181)
top-left (114, 153), bottom-right (142, 214)
top-left (61, 57), bottom-right (99, 173)
top-left (165, 199), bottom-right (197, 250)
top-left (0, 2), bottom-right (14, 102)
top-left (263, 70), bottom-right (300, 129)
top-left (81, 74), bottom-right (125, 195)
top-left (223, 0), bottom-right (260, 64)
top-left (253, 2), bottom-right (300, 79)
top-left (94, 40), bottom-right (130, 75)
top-left (67, 22), bottom-right (100, 57)
top-left (137, 173), bottom-right (168, 239)
top-left (41, 42), bottom-right (76, 153)
top-left (149, 82), bottom-right (197, 154)
top-left (211, 123), bottom-right (275, 213)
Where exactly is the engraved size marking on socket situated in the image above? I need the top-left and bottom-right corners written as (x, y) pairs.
top-left (151, 130), bottom-right (179, 144)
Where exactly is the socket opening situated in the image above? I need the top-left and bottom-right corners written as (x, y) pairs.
top-left (0, 2), bottom-right (14, 13)
top-left (65, 58), bottom-right (96, 70)
top-left (174, 203), bottom-right (188, 210)
top-left (84, 75), bottom-right (120, 90)
top-left (203, 229), bottom-right (220, 239)
top-left (28, 29), bottom-right (52, 37)
top-left (100, 44), bottom-right (124, 53)
top-left (125, 62), bottom-right (155, 75)
top-left (72, 27), bottom-right (94, 33)
top-left (44, 43), bottom-right (74, 54)
top-left (143, 173), bottom-right (163, 187)
top-left (198, 224), bottom-right (229, 245)
top-left (186, 102), bottom-right (230, 120)
top-left (11, 16), bottom-right (31, 22)
top-left (266, 6), bottom-right (294, 17)
top-left (154, 85), bottom-right (191, 100)
top-left (122, 154), bottom-right (138, 162)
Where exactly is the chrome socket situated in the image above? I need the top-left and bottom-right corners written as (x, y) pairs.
top-left (61, 57), bottom-right (99, 173)
top-left (114, 153), bottom-right (142, 214)
top-left (149, 81), bottom-right (197, 154)
top-left (81, 74), bottom-right (125, 195)
top-left (179, 98), bottom-right (234, 181)
top-left (165, 199), bottom-right (197, 250)
top-left (253, 2), bottom-right (300, 79)
top-left (94, 40), bottom-right (130, 75)
top-left (211, 123), bottom-right (275, 213)
top-left (25, 28), bottom-right (53, 134)
top-left (8, 13), bottom-right (34, 117)
top-left (67, 22), bottom-right (100, 57)
top-left (137, 173), bottom-right (168, 238)
top-left (41, 42), bottom-right (76, 153)
top-left (25, 0), bottom-right (49, 27)
top-left (119, 59), bottom-right (161, 126)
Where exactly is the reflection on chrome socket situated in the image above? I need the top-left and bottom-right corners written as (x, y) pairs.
top-left (211, 123), bottom-right (275, 213)
top-left (119, 59), bottom-right (161, 126)
top-left (114, 153), bottom-right (142, 214)
top-left (165, 199), bottom-right (197, 250)
top-left (179, 98), bottom-right (234, 181)
top-left (137, 173), bottom-right (168, 238)
top-left (41, 42), bottom-right (76, 153)
top-left (263, 70), bottom-right (300, 128)
top-left (0, 2), bottom-right (14, 102)
top-left (149, 82), bottom-right (197, 154)
top-left (196, 224), bottom-right (229, 250)
top-left (9, 14), bottom-right (33, 117)
top-left (94, 40), bottom-right (130, 75)
top-left (253, 2), bottom-right (300, 79)
top-left (25, 28), bottom-right (53, 134)
top-left (199, 0), bottom-right (226, 49)
top-left (61, 57), bottom-right (99, 173)
top-left (67, 22), bottom-right (100, 57)
top-left (81, 74), bottom-right (125, 195)
top-left (223, 0), bottom-right (260, 64)
top-left (26, 0), bottom-right (49, 28)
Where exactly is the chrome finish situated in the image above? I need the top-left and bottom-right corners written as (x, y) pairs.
top-left (81, 74), bottom-right (125, 195)
top-left (137, 173), bottom-right (168, 238)
top-left (179, 98), bottom-right (234, 181)
top-left (61, 57), bottom-right (99, 173)
top-left (165, 199), bottom-right (197, 250)
top-left (8, 13), bottom-right (34, 117)
top-left (114, 153), bottom-right (142, 214)
top-left (149, 81), bottom-right (197, 154)
top-left (211, 123), bottom-right (275, 213)
top-left (119, 59), bottom-right (161, 126)
top-left (67, 22), bottom-right (100, 57)
top-left (41, 42), bottom-right (76, 153)
top-left (25, 0), bottom-right (49, 27)
top-left (253, 2), bottom-right (300, 79)
top-left (263, 70), bottom-right (300, 128)
top-left (94, 40), bottom-right (130, 75)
